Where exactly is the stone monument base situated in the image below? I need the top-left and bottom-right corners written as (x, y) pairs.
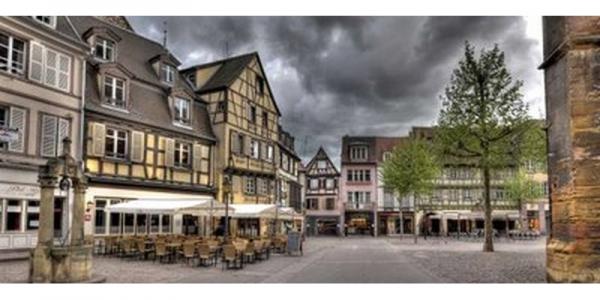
top-left (29, 244), bottom-right (93, 283)
top-left (547, 238), bottom-right (600, 283)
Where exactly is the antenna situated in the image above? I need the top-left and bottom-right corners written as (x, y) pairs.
top-left (224, 41), bottom-right (230, 58)
top-left (162, 20), bottom-right (168, 49)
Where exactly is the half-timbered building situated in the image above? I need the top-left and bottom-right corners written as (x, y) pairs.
top-left (181, 53), bottom-right (281, 236)
top-left (69, 17), bottom-right (216, 237)
top-left (304, 147), bottom-right (341, 236)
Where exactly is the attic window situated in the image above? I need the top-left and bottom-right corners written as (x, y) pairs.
top-left (33, 16), bottom-right (56, 28)
top-left (255, 75), bottom-right (265, 95)
top-left (174, 97), bottom-right (191, 125)
top-left (94, 38), bottom-right (115, 61)
top-left (103, 75), bottom-right (126, 109)
top-left (161, 64), bottom-right (175, 85)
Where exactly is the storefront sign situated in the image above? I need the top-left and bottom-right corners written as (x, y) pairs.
top-left (0, 183), bottom-right (40, 199)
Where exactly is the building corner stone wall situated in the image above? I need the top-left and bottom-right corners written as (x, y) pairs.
top-left (543, 16), bottom-right (600, 283)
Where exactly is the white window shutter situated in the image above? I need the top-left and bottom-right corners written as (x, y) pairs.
top-left (40, 114), bottom-right (58, 157)
top-left (230, 131), bottom-right (239, 154)
top-left (244, 136), bottom-right (251, 157)
top-left (44, 49), bottom-right (57, 87)
top-left (193, 144), bottom-right (203, 170)
top-left (164, 138), bottom-right (175, 167)
top-left (92, 122), bottom-right (105, 157)
top-left (130, 131), bottom-right (145, 163)
top-left (8, 107), bottom-right (26, 153)
top-left (29, 42), bottom-right (44, 83)
top-left (56, 118), bottom-right (70, 156)
top-left (57, 54), bottom-right (70, 92)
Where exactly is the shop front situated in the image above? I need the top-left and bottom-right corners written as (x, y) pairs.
top-left (345, 211), bottom-right (374, 236)
top-left (305, 216), bottom-right (340, 236)
top-left (377, 211), bottom-right (400, 235)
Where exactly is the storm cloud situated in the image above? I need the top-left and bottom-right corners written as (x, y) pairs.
top-left (128, 16), bottom-right (543, 167)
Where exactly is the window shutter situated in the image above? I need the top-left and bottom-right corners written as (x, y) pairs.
top-left (193, 144), bottom-right (203, 170)
top-left (261, 142), bottom-right (267, 160)
top-left (40, 114), bottom-right (58, 157)
top-left (57, 54), bottom-right (70, 91)
top-left (8, 107), bottom-right (26, 153)
top-left (91, 122), bottom-right (105, 157)
top-left (56, 118), bottom-right (70, 156)
top-left (131, 131), bottom-right (145, 163)
top-left (230, 131), bottom-right (239, 154)
top-left (244, 136), bottom-right (251, 157)
top-left (44, 49), bottom-right (57, 87)
top-left (164, 138), bottom-right (175, 167)
top-left (29, 42), bottom-right (44, 83)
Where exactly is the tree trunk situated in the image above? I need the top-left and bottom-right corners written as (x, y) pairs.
top-left (413, 210), bottom-right (418, 244)
top-left (483, 166), bottom-right (494, 252)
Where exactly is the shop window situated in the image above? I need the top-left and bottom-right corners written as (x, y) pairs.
top-left (150, 215), bottom-right (159, 233)
top-left (161, 215), bottom-right (171, 233)
top-left (95, 200), bottom-right (107, 234)
top-left (109, 199), bottom-right (122, 234)
top-left (6, 200), bottom-right (22, 231)
top-left (26, 201), bottom-right (39, 230)
top-left (124, 214), bottom-right (134, 234)
top-left (136, 214), bottom-right (147, 234)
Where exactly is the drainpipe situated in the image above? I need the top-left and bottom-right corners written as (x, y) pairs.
top-left (79, 58), bottom-right (86, 163)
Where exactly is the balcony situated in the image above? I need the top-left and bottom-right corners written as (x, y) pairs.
top-left (345, 202), bottom-right (375, 211)
top-left (229, 154), bottom-right (275, 175)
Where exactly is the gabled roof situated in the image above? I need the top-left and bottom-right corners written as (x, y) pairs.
top-left (11, 16), bottom-right (88, 50)
top-left (305, 146), bottom-right (340, 176)
top-left (182, 52), bottom-right (282, 116)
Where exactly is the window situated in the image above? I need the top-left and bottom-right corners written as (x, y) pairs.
top-left (350, 146), bottom-right (368, 161)
top-left (262, 111), bottom-right (268, 128)
top-left (40, 114), bottom-right (70, 157)
top-left (161, 215), bottom-right (171, 233)
top-left (250, 139), bottom-right (260, 159)
top-left (256, 75), bottom-right (265, 95)
top-left (186, 73), bottom-right (196, 87)
top-left (245, 177), bottom-right (256, 195)
top-left (94, 38), bottom-right (114, 61)
top-left (326, 198), bottom-right (335, 210)
top-left (365, 170), bottom-right (371, 182)
top-left (0, 33), bottom-right (25, 75)
top-left (216, 101), bottom-right (226, 113)
top-left (266, 144), bottom-right (274, 162)
top-left (174, 98), bottom-right (191, 124)
top-left (248, 104), bottom-right (256, 123)
top-left (6, 200), bottom-right (22, 231)
top-left (150, 215), bottom-right (159, 233)
top-left (174, 142), bottom-right (190, 167)
top-left (26, 201), bottom-right (39, 230)
top-left (383, 151), bottom-right (392, 162)
top-left (306, 198), bottom-right (318, 210)
top-left (231, 132), bottom-right (244, 155)
top-left (94, 200), bottom-right (106, 234)
top-left (124, 214), bottom-right (134, 234)
top-left (103, 75), bottom-right (126, 109)
top-left (0, 106), bottom-right (8, 151)
top-left (105, 128), bottom-right (127, 159)
top-left (109, 200), bottom-right (122, 234)
top-left (326, 178), bottom-right (334, 189)
top-left (317, 160), bottom-right (327, 169)
top-left (161, 64), bottom-right (175, 84)
top-left (29, 42), bottom-right (71, 92)
top-left (309, 179), bottom-right (319, 189)
top-left (33, 16), bottom-right (56, 28)
top-left (136, 214), bottom-right (147, 234)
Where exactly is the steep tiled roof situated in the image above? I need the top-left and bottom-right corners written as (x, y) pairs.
top-left (70, 16), bottom-right (214, 141)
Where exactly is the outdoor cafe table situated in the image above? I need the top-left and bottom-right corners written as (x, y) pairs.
top-left (166, 242), bottom-right (182, 260)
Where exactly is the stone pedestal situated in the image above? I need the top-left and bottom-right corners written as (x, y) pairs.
top-left (542, 17), bottom-right (600, 282)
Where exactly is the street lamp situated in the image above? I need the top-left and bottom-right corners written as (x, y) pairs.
top-left (222, 174), bottom-right (232, 243)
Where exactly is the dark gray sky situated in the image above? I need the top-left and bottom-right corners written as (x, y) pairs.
top-left (128, 16), bottom-right (543, 167)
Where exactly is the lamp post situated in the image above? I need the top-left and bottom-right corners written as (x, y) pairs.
top-left (223, 174), bottom-right (232, 243)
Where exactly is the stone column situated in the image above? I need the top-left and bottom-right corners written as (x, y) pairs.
top-left (542, 16), bottom-right (600, 282)
top-left (37, 176), bottom-right (57, 246)
top-left (71, 180), bottom-right (87, 245)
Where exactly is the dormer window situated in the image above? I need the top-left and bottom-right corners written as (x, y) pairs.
top-left (33, 16), bottom-right (56, 28)
top-left (174, 97), bottom-right (191, 125)
top-left (103, 75), bottom-right (126, 109)
top-left (94, 38), bottom-right (115, 61)
top-left (161, 64), bottom-right (175, 85)
top-left (350, 146), bottom-right (368, 161)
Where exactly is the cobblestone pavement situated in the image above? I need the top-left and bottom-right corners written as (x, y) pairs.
top-left (0, 237), bottom-right (545, 283)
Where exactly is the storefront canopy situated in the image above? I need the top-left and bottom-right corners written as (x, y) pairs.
top-left (214, 204), bottom-right (278, 219)
top-left (106, 197), bottom-right (227, 215)
top-left (279, 207), bottom-right (303, 221)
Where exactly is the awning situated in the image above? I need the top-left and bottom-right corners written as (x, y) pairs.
top-left (279, 207), bottom-right (304, 221)
top-left (106, 197), bottom-right (227, 215)
top-left (213, 204), bottom-right (278, 219)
